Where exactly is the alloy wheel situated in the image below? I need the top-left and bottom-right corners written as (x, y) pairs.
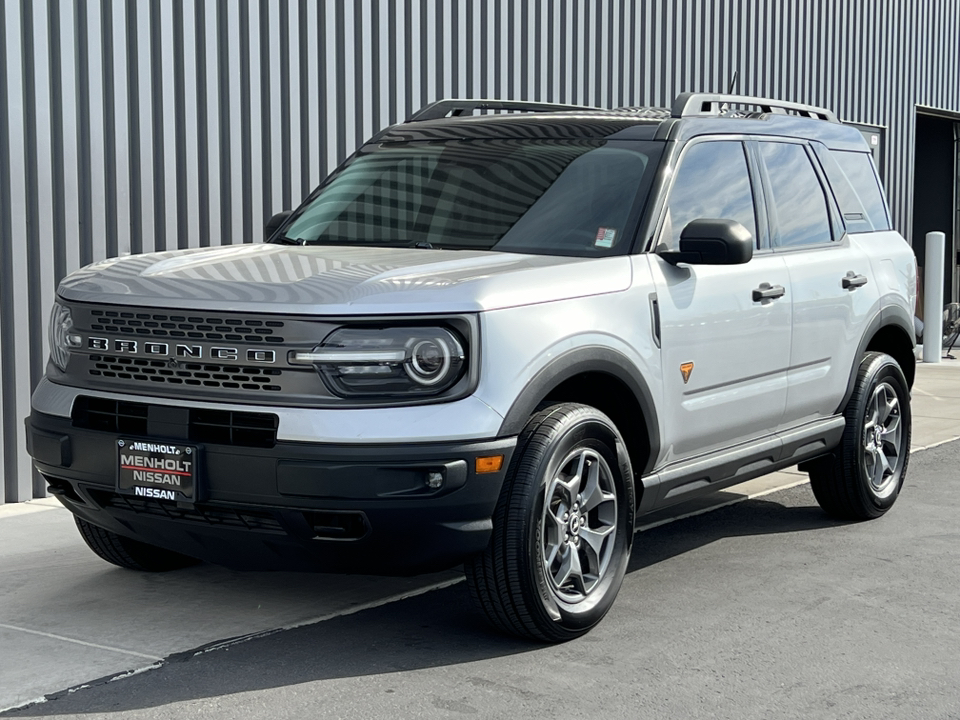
top-left (862, 381), bottom-right (903, 499)
top-left (540, 448), bottom-right (618, 601)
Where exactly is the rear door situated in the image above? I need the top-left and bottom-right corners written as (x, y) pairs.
top-left (649, 138), bottom-right (792, 466)
top-left (755, 140), bottom-right (880, 427)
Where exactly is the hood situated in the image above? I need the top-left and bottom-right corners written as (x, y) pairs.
top-left (57, 244), bottom-right (632, 314)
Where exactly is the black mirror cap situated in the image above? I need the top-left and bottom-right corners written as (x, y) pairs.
top-left (660, 218), bottom-right (754, 265)
top-left (265, 211), bottom-right (293, 241)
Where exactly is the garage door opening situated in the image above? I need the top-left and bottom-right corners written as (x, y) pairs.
top-left (912, 111), bottom-right (959, 311)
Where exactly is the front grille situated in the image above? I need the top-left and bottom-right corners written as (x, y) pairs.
top-left (65, 303), bottom-right (341, 405)
top-left (72, 396), bottom-right (279, 448)
top-left (89, 309), bottom-right (285, 344)
top-left (88, 355), bottom-right (282, 392)
top-left (88, 489), bottom-right (285, 533)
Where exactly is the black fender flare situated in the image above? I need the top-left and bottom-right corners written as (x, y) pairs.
top-left (837, 305), bottom-right (916, 412)
top-left (497, 346), bottom-right (661, 475)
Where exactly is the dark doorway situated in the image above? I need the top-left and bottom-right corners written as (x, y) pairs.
top-left (912, 112), bottom-right (959, 307)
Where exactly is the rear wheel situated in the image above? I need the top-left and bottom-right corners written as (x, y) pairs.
top-left (808, 352), bottom-right (911, 520)
top-left (75, 517), bottom-right (200, 572)
top-left (465, 403), bottom-right (635, 642)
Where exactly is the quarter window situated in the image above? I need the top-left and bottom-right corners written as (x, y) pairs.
top-left (759, 142), bottom-right (833, 248)
top-left (662, 141), bottom-right (758, 250)
top-left (812, 143), bottom-right (873, 233)
top-left (832, 151), bottom-right (891, 231)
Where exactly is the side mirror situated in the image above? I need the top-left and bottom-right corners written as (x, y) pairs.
top-left (659, 219), bottom-right (754, 265)
top-left (265, 211), bottom-right (293, 241)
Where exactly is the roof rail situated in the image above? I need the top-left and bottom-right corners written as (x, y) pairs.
top-left (671, 92), bottom-right (839, 123)
top-left (407, 99), bottom-right (598, 122)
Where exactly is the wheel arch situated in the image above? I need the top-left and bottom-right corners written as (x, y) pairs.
top-left (838, 308), bottom-right (916, 413)
top-left (498, 347), bottom-right (660, 478)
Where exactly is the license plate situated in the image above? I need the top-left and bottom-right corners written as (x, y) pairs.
top-left (117, 439), bottom-right (197, 502)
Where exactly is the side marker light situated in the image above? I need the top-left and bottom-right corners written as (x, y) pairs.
top-left (476, 455), bottom-right (504, 474)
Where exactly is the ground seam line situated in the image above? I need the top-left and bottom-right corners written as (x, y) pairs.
top-left (0, 623), bottom-right (163, 661)
top-left (194, 576), bottom-right (466, 655)
top-left (0, 696), bottom-right (47, 715)
top-left (911, 435), bottom-right (960, 452)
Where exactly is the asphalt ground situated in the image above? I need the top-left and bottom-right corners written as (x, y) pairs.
top-left (1, 357), bottom-right (958, 716)
top-left (4, 439), bottom-right (958, 720)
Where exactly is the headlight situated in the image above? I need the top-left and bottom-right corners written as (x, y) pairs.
top-left (290, 326), bottom-right (467, 398)
top-left (48, 302), bottom-right (82, 371)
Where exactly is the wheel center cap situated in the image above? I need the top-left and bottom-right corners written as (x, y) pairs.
top-left (874, 426), bottom-right (883, 446)
top-left (569, 515), bottom-right (582, 535)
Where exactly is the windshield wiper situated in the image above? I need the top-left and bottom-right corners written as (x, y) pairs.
top-left (270, 236), bottom-right (302, 246)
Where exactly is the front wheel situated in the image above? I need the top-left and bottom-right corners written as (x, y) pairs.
top-left (808, 352), bottom-right (912, 520)
top-left (465, 403), bottom-right (635, 642)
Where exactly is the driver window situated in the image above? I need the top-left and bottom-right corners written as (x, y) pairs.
top-left (662, 141), bottom-right (758, 250)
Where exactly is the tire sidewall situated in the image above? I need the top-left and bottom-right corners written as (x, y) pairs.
top-left (523, 410), bottom-right (635, 635)
top-left (850, 355), bottom-right (912, 513)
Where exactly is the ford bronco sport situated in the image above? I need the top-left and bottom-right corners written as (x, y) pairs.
top-left (27, 93), bottom-right (917, 641)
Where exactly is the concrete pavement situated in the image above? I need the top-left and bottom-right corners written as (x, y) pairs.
top-left (1, 358), bottom-right (957, 713)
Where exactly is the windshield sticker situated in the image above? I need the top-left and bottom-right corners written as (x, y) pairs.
top-left (595, 227), bottom-right (618, 248)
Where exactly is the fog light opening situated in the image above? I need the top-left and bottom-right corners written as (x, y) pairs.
top-left (425, 471), bottom-right (444, 489)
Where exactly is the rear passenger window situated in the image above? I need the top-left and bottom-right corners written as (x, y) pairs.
top-left (663, 141), bottom-right (758, 249)
top-left (812, 144), bottom-right (873, 233)
top-left (832, 151), bottom-right (891, 231)
top-left (759, 142), bottom-right (833, 248)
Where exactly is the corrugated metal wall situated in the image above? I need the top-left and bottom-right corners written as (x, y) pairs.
top-left (2, 0), bottom-right (959, 503)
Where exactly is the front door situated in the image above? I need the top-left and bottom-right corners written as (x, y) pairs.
top-left (649, 139), bottom-right (792, 467)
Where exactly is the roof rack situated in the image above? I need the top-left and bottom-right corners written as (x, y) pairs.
top-left (671, 92), bottom-right (838, 123)
top-left (407, 99), bottom-right (598, 122)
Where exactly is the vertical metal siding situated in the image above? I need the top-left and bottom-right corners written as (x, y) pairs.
top-left (2, 0), bottom-right (960, 501)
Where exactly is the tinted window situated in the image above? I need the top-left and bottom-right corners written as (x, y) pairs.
top-left (812, 144), bottom-right (873, 233)
top-left (663, 141), bottom-right (758, 249)
top-left (833, 151), bottom-right (891, 231)
top-left (759, 142), bottom-right (833, 248)
top-left (281, 140), bottom-right (662, 257)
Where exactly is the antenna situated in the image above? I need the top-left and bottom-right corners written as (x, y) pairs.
top-left (727, 71), bottom-right (739, 95)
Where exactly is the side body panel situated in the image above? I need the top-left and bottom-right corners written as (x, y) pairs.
top-left (476, 256), bottom-right (664, 451)
top-left (648, 253), bottom-right (792, 465)
top-left (852, 230), bottom-right (918, 332)
top-left (778, 236), bottom-right (881, 427)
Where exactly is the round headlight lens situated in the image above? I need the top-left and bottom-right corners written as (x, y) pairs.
top-left (406, 338), bottom-right (452, 386)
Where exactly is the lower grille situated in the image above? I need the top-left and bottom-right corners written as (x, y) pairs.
top-left (73, 397), bottom-right (149, 435)
top-left (72, 396), bottom-right (279, 448)
top-left (88, 489), bottom-right (285, 533)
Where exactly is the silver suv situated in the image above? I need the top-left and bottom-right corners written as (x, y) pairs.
top-left (28, 93), bottom-right (917, 641)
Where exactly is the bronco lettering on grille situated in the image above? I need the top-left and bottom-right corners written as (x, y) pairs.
top-left (86, 337), bottom-right (275, 363)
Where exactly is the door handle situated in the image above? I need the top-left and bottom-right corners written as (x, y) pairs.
top-left (752, 283), bottom-right (786, 302)
top-left (842, 272), bottom-right (869, 290)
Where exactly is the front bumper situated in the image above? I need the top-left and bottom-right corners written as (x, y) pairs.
top-left (27, 410), bottom-right (516, 575)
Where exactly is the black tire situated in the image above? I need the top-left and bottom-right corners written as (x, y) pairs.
top-left (75, 517), bottom-right (200, 572)
top-left (808, 352), bottom-right (912, 520)
top-left (465, 403), bottom-right (635, 642)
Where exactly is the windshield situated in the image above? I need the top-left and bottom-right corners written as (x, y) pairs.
top-left (280, 139), bottom-right (663, 257)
